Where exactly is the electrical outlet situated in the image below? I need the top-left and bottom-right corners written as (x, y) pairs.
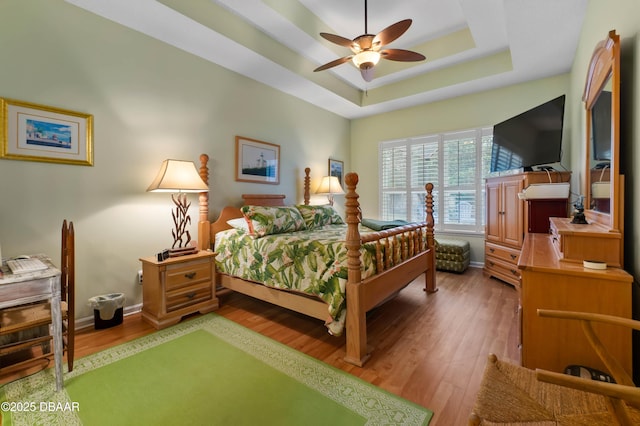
top-left (137, 269), bottom-right (143, 284)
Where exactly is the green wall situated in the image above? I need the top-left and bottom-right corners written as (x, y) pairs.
top-left (0, 0), bottom-right (350, 319)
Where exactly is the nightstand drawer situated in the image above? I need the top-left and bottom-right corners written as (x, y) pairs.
top-left (165, 262), bottom-right (211, 291)
top-left (165, 281), bottom-right (212, 312)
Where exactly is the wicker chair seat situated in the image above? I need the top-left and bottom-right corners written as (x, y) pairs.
top-left (471, 354), bottom-right (640, 425)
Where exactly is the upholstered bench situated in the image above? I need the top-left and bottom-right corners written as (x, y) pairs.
top-left (435, 238), bottom-right (470, 273)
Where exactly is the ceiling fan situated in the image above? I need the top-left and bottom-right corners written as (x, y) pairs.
top-left (313, 0), bottom-right (426, 82)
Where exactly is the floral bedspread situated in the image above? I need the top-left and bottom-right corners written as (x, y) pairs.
top-left (214, 224), bottom-right (379, 335)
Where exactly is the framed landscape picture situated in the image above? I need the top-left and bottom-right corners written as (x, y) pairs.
top-left (0, 98), bottom-right (93, 166)
top-left (235, 136), bottom-right (280, 184)
top-left (329, 158), bottom-right (344, 186)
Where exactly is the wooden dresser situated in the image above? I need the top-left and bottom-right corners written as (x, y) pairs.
top-left (518, 232), bottom-right (633, 375)
top-left (484, 171), bottom-right (571, 286)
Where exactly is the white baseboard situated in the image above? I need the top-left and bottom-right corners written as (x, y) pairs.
top-left (75, 303), bottom-right (143, 331)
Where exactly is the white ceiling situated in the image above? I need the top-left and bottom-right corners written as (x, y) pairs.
top-left (65, 0), bottom-right (588, 119)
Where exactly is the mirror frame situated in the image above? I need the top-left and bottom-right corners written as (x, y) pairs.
top-left (583, 30), bottom-right (622, 232)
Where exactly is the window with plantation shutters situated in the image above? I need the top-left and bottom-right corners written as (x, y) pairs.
top-left (379, 128), bottom-right (493, 233)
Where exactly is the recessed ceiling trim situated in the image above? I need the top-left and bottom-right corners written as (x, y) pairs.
top-left (64, 0), bottom-right (587, 120)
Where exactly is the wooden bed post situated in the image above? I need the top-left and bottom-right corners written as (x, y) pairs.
top-left (424, 182), bottom-right (437, 293)
top-left (198, 154), bottom-right (211, 251)
top-left (304, 168), bottom-right (311, 205)
top-left (343, 172), bottom-right (369, 366)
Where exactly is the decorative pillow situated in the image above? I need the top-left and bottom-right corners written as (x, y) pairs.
top-left (226, 218), bottom-right (249, 232)
top-left (240, 205), bottom-right (307, 238)
top-left (296, 204), bottom-right (344, 229)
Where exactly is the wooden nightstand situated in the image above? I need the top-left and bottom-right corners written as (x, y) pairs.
top-left (139, 251), bottom-right (218, 329)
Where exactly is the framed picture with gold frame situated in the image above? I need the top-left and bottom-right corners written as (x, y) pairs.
top-left (235, 136), bottom-right (280, 184)
top-left (0, 98), bottom-right (93, 166)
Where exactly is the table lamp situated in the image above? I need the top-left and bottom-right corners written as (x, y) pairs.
top-left (316, 176), bottom-right (344, 206)
top-left (147, 159), bottom-right (209, 256)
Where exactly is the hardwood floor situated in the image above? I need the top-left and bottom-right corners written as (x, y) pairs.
top-left (4, 268), bottom-right (520, 425)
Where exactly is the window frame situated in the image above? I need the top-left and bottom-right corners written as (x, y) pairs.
top-left (379, 127), bottom-right (492, 235)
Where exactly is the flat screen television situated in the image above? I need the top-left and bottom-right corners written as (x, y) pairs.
top-left (490, 95), bottom-right (566, 173)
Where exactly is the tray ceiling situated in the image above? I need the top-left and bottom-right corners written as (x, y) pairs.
top-left (66, 0), bottom-right (587, 119)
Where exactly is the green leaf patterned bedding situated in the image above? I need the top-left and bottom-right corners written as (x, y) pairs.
top-left (215, 224), bottom-right (378, 335)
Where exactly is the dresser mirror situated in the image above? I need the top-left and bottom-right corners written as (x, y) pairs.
top-left (583, 30), bottom-right (621, 232)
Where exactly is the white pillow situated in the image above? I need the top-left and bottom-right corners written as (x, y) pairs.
top-left (226, 218), bottom-right (249, 232)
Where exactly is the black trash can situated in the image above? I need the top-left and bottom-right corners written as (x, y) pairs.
top-left (89, 293), bottom-right (125, 329)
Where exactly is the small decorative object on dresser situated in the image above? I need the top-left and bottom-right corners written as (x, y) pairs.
top-left (139, 251), bottom-right (218, 329)
top-left (570, 195), bottom-right (588, 224)
top-left (147, 159), bottom-right (209, 256)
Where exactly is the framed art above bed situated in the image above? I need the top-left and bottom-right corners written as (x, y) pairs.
top-left (235, 136), bottom-right (279, 184)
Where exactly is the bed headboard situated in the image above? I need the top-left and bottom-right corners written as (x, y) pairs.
top-left (197, 157), bottom-right (312, 251)
top-left (241, 194), bottom-right (286, 206)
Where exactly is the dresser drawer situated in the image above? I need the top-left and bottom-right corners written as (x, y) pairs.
top-left (485, 242), bottom-right (520, 265)
top-left (165, 261), bottom-right (211, 291)
top-left (165, 281), bottom-right (212, 312)
top-left (549, 221), bottom-right (563, 256)
top-left (485, 255), bottom-right (521, 285)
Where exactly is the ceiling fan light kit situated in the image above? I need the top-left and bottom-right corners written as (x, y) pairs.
top-left (352, 51), bottom-right (381, 69)
top-left (314, 0), bottom-right (425, 82)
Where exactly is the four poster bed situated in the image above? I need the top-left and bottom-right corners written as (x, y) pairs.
top-left (196, 154), bottom-right (437, 366)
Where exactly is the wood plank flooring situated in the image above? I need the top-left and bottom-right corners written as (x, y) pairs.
top-left (4, 268), bottom-right (520, 425)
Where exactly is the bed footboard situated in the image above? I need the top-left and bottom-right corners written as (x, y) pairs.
top-left (344, 174), bottom-right (436, 366)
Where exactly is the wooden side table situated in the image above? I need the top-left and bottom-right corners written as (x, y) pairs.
top-left (139, 251), bottom-right (218, 329)
top-left (0, 255), bottom-right (63, 391)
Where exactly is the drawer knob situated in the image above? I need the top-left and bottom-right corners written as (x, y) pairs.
top-left (510, 254), bottom-right (517, 260)
top-left (489, 248), bottom-right (495, 253)
top-left (510, 269), bottom-right (518, 276)
top-left (184, 272), bottom-right (196, 279)
top-left (186, 292), bottom-right (196, 299)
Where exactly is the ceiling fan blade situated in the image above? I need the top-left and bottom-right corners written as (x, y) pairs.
top-left (373, 19), bottom-right (412, 46)
top-left (314, 56), bottom-right (353, 72)
top-left (381, 49), bottom-right (426, 62)
top-left (319, 32), bottom-right (354, 48)
top-left (360, 67), bottom-right (374, 82)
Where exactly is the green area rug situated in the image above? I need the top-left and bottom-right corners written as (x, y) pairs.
top-left (1, 313), bottom-right (432, 425)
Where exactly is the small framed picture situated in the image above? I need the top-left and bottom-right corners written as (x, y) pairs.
top-left (0, 98), bottom-right (93, 166)
top-left (329, 159), bottom-right (344, 186)
top-left (235, 136), bottom-right (280, 184)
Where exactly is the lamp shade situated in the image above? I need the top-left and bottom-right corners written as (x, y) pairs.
top-left (316, 176), bottom-right (344, 195)
top-left (147, 159), bottom-right (208, 193)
